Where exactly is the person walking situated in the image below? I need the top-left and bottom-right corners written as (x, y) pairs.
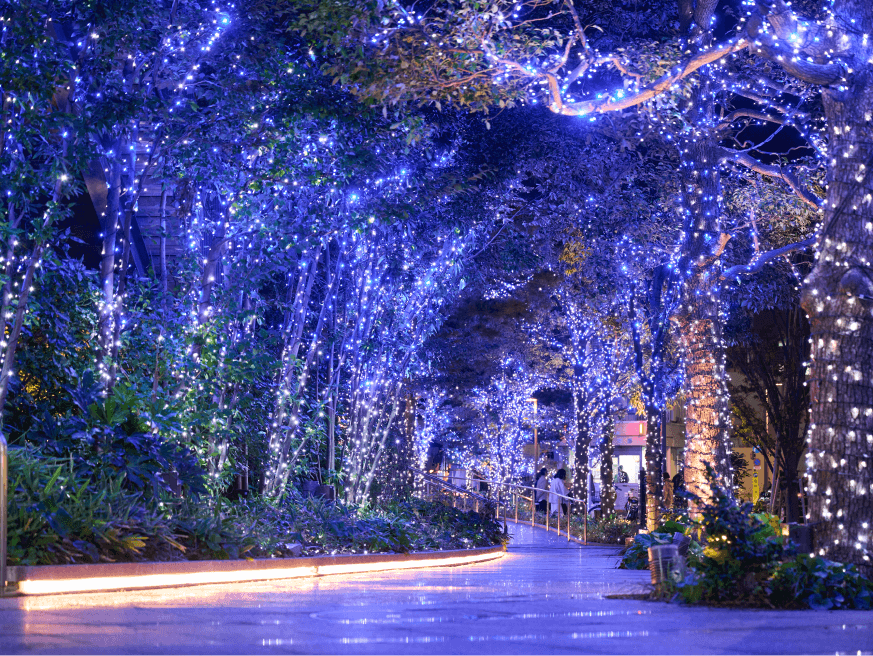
top-left (534, 468), bottom-right (549, 513)
top-left (549, 469), bottom-right (568, 517)
top-left (672, 467), bottom-right (685, 508)
top-left (615, 465), bottom-right (629, 484)
top-left (662, 471), bottom-right (674, 510)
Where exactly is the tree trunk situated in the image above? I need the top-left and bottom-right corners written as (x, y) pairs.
top-left (799, 71), bottom-right (873, 575)
top-left (629, 293), bottom-right (666, 529)
top-left (645, 404), bottom-right (662, 530)
top-left (0, 244), bottom-right (46, 417)
top-left (600, 414), bottom-right (616, 516)
top-left (98, 150), bottom-right (124, 391)
top-left (160, 188), bottom-right (168, 304)
top-left (675, 137), bottom-right (733, 513)
top-left (570, 390), bottom-right (590, 516)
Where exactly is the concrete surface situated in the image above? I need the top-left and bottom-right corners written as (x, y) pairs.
top-left (1, 523), bottom-right (871, 654)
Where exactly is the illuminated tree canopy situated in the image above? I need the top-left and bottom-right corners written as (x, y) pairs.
top-left (2, 0), bottom-right (871, 576)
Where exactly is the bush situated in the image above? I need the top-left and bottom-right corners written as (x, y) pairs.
top-left (664, 467), bottom-right (873, 609)
top-left (768, 555), bottom-right (873, 610)
top-left (674, 474), bottom-right (791, 605)
top-left (621, 532), bottom-right (674, 570)
top-left (584, 514), bottom-right (635, 544)
top-left (20, 372), bottom-right (207, 499)
top-left (6, 447), bottom-right (505, 566)
top-left (7, 447), bottom-right (191, 565)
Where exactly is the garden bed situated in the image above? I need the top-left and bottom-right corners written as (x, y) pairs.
top-left (6, 447), bottom-right (507, 568)
top-left (618, 480), bottom-right (873, 611)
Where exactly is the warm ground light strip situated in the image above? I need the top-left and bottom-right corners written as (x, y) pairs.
top-left (11, 548), bottom-right (505, 596)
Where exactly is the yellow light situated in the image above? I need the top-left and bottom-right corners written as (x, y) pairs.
top-left (15, 550), bottom-right (505, 596)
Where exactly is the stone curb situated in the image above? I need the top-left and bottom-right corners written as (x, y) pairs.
top-left (5, 544), bottom-right (506, 596)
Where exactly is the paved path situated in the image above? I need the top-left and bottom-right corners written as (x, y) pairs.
top-left (1, 522), bottom-right (871, 654)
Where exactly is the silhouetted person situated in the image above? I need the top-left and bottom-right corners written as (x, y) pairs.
top-left (662, 471), bottom-right (674, 510)
top-left (535, 468), bottom-right (548, 512)
top-left (615, 465), bottom-right (629, 484)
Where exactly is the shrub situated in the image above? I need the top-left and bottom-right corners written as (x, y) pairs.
top-left (7, 447), bottom-right (189, 565)
top-left (21, 372), bottom-right (207, 499)
top-left (768, 555), bottom-right (873, 610)
top-left (7, 445), bottom-right (506, 568)
top-left (665, 467), bottom-right (872, 609)
top-left (584, 514), bottom-right (635, 544)
top-left (675, 473), bottom-right (791, 605)
top-left (621, 532), bottom-right (674, 570)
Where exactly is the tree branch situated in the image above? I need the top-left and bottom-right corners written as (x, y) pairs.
top-left (721, 235), bottom-right (815, 281)
top-left (718, 108), bottom-right (807, 130)
top-left (553, 38), bottom-right (750, 116)
top-left (748, 38), bottom-right (844, 86)
top-left (721, 149), bottom-right (822, 209)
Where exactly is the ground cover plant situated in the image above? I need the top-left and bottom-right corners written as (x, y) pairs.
top-left (6, 447), bottom-right (506, 566)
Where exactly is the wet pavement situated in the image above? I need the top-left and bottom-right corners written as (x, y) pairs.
top-left (1, 522), bottom-right (872, 654)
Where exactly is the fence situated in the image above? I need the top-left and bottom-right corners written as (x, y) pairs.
top-left (412, 468), bottom-right (590, 543)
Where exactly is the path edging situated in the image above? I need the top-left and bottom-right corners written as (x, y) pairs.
top-left (6, 544), bottom-right (506, 596)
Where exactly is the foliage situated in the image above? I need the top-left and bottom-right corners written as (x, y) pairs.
top-left (7, 447), bottom-right (192, 565)
top-left (19, 371), bottom-right (207, 499)
top-left (620, 514), bottom-right (696, 570)
top-left (664, 469), bottom-right (873, 609)
top-left (621, 532), bottom-right (674, 570)
top-left (767, 555), bottom-right (873, 610)
top-left (675, 472), bottom-right (791, 605)
top-left (6, 446), bottom-right (504, 566)
top-left (578, 513), bottom-right (635, 544)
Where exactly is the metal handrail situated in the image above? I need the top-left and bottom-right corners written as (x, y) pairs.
top-left (412, 468), bottom-right (493, 506)
top-left (474, 478), bottom-right (589, 544)
top-left (412, 469), bottom-right (590, 544)
top-left (1, 432), bottom-right (7, 595)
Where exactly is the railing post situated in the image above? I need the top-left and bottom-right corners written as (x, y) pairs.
top-left (1, 432), bottom-right (7, 596)
top-left (530, 493), bottom-right (534, 527)
top-left (514, 492), bottom-right (518, 523)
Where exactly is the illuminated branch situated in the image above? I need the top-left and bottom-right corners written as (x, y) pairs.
top-left (721, 235), bottom-right (815, 281)
top-left (747, 38), bottom-right (844, 86)
top-left (721, 149), bottom-right (822, 209)
top-left (551, 38), bottom-right (750, 116)
top-left (718, 108), bottom-right (806, 130)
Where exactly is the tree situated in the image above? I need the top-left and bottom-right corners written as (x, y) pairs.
top-left (292, 0), bottom-right (824, 514)
top-left (728, 306), bottom-right (810, 524)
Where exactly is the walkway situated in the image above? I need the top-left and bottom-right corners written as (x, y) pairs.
top-left (1, 523), bottom-right (871, 654)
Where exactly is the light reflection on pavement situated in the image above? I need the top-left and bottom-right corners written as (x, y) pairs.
top-left (1, 523), bottom-right (871, 654)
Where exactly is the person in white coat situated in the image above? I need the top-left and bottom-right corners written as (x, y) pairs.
top-left (549, 468), bottom-right (568, 517)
